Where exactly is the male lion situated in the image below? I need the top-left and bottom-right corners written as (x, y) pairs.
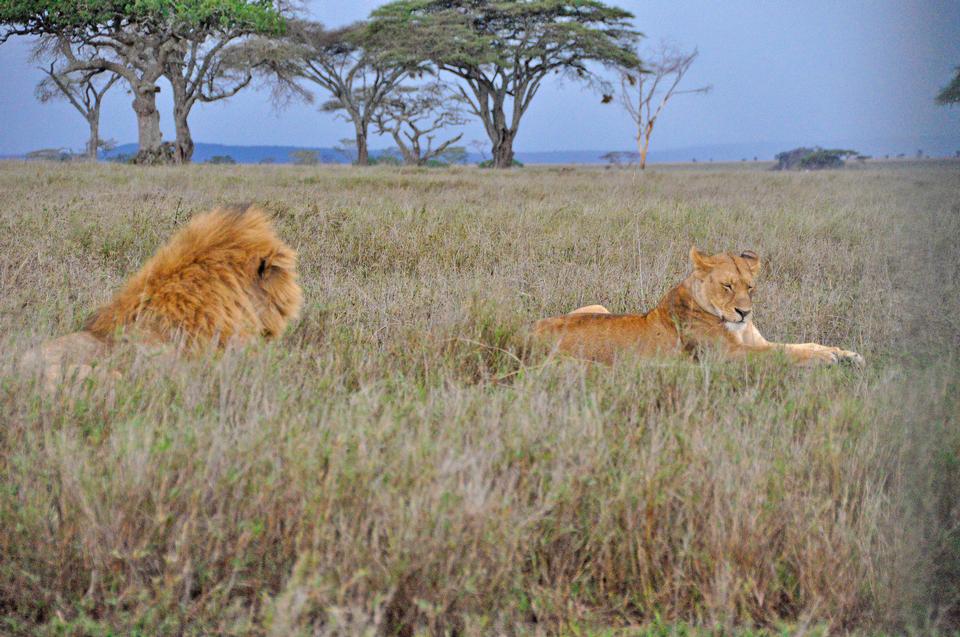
top-left (534, 247), bottom-right (864, 367)
top-left (23, 204), bottom-right (303, 389)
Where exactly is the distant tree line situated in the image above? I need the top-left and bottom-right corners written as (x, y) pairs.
top-left (1, 1), bottom-right (717, 169)
top-left (774, 147), bottom-right (864, 171)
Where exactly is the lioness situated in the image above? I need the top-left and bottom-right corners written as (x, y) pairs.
top-left (22, 204), bottom-right (303, 389)
top-left (534, 247), bottom-right (864, 367)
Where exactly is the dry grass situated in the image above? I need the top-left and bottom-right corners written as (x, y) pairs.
top-left (0, 161), bottom-right (958, 636)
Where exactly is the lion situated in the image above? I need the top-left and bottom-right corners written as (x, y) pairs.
top-left (534, 247), bottom-right (864, 367)
top-left (22, 204), bottom-right (303, 390)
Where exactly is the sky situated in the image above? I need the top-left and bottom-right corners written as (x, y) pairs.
top-left (1, 0), bottom-right (959, 156)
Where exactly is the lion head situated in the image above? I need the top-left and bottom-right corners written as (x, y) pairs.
top-left (687, 247), bottom-right (760, 330)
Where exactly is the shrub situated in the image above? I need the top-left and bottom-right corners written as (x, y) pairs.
top-left (289, 149), bottom-right (320, 165)
top-left (774, 147), bottom-right (859, 170)
top-left (478, 158), bottom-right (524, 168)
top-left (130, 142), bottom-right (177, 165)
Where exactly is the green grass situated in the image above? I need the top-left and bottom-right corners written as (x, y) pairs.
top-left (1, 161), bottom-right (958, 636)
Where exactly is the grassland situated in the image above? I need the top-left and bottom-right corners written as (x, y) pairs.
top-left (0, 161), bottom-right (958, 636)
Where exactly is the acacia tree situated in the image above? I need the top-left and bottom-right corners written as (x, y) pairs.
top-left (619, 44), bottom-right (710, 169)
top-left (163, 1), bottom-right (292, 162)
top-left (257, 20), bottom-right (420, 166)
top-left (937, 66), bottom-right (960, 106)
top-left (54, 36), bottom-right (173, 162)
top-left (165, 34), bottom-right (278, 163)
top-left (1, 0), bottom-right (285, 162)
top-left (34, 43), bottom-right (120, 159)
top-left (373, 82), bottom-right (466, 166)
top-left (369, 0), bottom-right (640, 168)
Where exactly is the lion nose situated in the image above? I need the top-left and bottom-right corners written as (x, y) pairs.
top-left (735, 308), bottom-right (751, 321)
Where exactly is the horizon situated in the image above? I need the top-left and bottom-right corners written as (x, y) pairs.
top-left (8, 138), bottom-right (951, 165)
top-left (1, 1), bottom-right (959, 157)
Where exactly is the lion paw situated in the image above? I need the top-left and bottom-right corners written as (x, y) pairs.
top-left (797, 343), bottom-right (865, 367)
top-left (813, 345), bottom-right (865, 367)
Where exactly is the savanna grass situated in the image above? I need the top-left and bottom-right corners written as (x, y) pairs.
top-left (0, 161), bottom-right (958, 636)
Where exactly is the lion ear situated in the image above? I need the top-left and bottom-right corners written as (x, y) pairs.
top-left (689, 246), bottom-right (713, 272)
top-left (257, 247), bottom-right (296, 280)
top-left (740, 250), bottom-right (761, 274)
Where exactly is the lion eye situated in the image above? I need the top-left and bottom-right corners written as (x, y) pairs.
top-left (722, 283), bottom-right (733, 291)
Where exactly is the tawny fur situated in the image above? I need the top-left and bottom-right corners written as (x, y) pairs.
top-left (535, 247), bottom-right (864, 367)
top-left (24, 205), bottom-right (303, 390)
top-left (86, 204), bottom-right (302, 345)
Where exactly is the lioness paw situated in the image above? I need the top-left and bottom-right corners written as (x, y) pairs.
top-left (794, 343), bottom-right (864, 367)
top-left (816, 345), bottom-right (865, 368)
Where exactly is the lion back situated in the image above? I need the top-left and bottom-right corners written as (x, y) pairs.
top-left (86, 205), bottom-right (302, 346)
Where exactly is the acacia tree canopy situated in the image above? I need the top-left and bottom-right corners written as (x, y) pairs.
top-left (252, 19), bottom-right (422, 166)
top-left (368, 0), bottom-right (641, 168)
top-left (936, 66), bottom-right (960, 106)
top-left (0, 0), bottom-right (284, 42)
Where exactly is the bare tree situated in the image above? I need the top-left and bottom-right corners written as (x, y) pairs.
top-left (620, 45), bottom-right (711, 169)
top-left (35, 50), bottom-right (120, 160)
top-left (372, 82), bottom-right (465, 166)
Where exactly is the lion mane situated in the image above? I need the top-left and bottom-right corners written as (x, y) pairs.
top-left (86, 204), bottom-right (302, 345)
top-left (25, 204), bottom-right (303, 388)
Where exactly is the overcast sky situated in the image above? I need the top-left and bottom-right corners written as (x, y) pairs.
top-left (1, 0), bottom-right (959, 155)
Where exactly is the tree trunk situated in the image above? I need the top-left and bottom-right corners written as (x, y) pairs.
top-left (390, 131), bottom-right (417, 165)
top-left (168, 70), bottom-right (195, 164)
top-left (355, 128), bottom-right (369, 166)
top-left (410, 137), bottom-right (423, 166)
top-left (638, 122), bottom-right (654, 170)
top-left (173, 107), bottom-right (194, 164)
top-left (492, 129), bottom-right (515, 168)
top-left (86, 112), bottom-right (100, 161)
top-left (638, 136), bottom-right (649, 170)
top-left (132, 85), bottom-right (163, 155)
